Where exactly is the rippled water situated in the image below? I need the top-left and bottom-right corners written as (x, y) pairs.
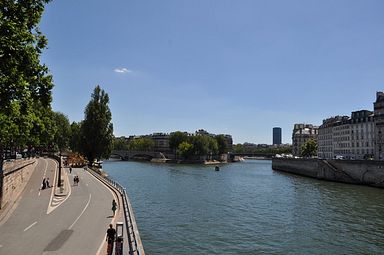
top-left (103, 160), bottom-right (384, 255)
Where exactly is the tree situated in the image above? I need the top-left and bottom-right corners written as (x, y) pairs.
top-left (113, 137), bottom-right (130, 151)
top-left (178, 141), bottom-right (194, 159)
top-left (301, 139), bottom-right (318, 158)
top-left (128, 137), bottom-right (155, 151)
top-left (169, 131), bottom-right (189, 159)
top-left (69, 121), bottom-right (82, 153)
top-left (81, 85), bottom-right (114, 165)
top-left (52, 112), bottom-right (71, 152)
top-left (0, 0), bottom-right (53, 207)
top-left (215, 135), bottom-right (228, 154)
top-left (0, 0), bottom-right (54, 154)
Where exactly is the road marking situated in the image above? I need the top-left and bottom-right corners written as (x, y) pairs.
top-left (24, 221), bottom-right (37, 232)
top-left (38, 161), bottom-right (48, 197)
top-left (68, 193), bottom-right (91, 230)
top-left (47, 163), bottom-right (72, 214)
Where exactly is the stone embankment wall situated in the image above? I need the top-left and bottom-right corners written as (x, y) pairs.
top-left (272, 158), bottom-right (384, 188)
top-left (1, 159), bottom-right (36, 209)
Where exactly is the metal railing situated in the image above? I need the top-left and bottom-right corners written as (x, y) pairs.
top-left (88, 169), bottom-right (145, 255)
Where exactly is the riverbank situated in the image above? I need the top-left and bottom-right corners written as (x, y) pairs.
top-left (272, 158), bottom-right (384, 188)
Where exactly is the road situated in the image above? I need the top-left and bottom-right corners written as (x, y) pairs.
top-left (0, 158), bottom-right (117, 255)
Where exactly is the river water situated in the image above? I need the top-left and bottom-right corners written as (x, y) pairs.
top-left (103, 160), bottom-right (384, 255)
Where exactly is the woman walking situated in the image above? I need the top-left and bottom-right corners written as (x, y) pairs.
top-left (112, 199), bottom-right (117, 217)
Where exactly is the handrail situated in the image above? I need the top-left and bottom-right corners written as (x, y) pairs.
top-left (88, 169), bottom-right (145, 255)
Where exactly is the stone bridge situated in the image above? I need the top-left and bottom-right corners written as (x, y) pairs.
top-left (111, 150), bottom-right (167, 161)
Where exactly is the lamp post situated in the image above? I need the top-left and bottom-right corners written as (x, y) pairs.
top-left (58, 150), bottom-right (62, 188)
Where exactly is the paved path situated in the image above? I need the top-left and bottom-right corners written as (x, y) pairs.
top-left (0, 158), bottom-right (121, 255)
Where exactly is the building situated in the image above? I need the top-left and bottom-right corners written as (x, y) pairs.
top-left (317, 110), bottom-right (375, 160)
top-left (318, 116), bottom-right (348, 159)
top-left (292, 124), bottom-right (318, 156)
top-left (374, 92), bottom-right (384, 160)
top-left (350, 110), bottom-right (375, 160)
top-left (272, 127), bottom-right (282, 145)
top-left (149, 133), bottom-right (171, 153)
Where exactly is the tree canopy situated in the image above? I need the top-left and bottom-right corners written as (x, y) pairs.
top-left (300, 139), bottom-right (318, 158)
top-left (128, 137), bottom-right (154, 151)
top-left (81, 85), bottom-right (114, 164)
top-left (0, 0), bottom-right (54, 155)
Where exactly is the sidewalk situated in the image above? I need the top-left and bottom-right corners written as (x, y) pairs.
top-left (86, 168), bottom-right (130, 255)
top-left (54, 163), bottom-right (70, 197)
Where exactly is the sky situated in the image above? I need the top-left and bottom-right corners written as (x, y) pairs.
top-left (40, 0), bottom-right (384, 144)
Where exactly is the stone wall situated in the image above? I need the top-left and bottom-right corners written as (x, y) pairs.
top-left (272, 158), bottom-right (384, 188)
top-left (271, 158), bottom-right (318, 178)
top-left (1, 159), bottom-right (36, 209)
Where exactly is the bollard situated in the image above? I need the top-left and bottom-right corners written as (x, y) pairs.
top-left (60, 180), bottom-right (64, 193)
top-left (115, 222), bottom-right (124, 255)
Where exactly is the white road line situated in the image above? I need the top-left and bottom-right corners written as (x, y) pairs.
top-left (23, 221), bottom-right (37, 232)
top-left (68, 193), bottom-right (92, 230)
top-left (38, 160), bottom-right (48, 197)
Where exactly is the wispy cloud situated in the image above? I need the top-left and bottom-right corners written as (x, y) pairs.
top-left (114, 67), bottom-right (132, 74)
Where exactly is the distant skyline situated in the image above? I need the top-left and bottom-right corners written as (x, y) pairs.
top-left (40, 0), bottom-right (384, 144)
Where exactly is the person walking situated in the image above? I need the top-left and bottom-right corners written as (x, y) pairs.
top-left (41, 178), bottom-right (46, 190)
top-left (112, 199), bottom-right (117, 217)
top-left (106, 224), bottom-right (116, 255)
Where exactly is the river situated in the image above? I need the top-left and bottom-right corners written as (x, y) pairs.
top-left (103, 159), bottom-right (384, 255)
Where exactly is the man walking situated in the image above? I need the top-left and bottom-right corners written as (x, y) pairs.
top-left (106, 224), bottom-right (116, 255)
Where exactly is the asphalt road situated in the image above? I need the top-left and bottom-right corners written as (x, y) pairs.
top-left (0, 158), bottom-right (117, 255)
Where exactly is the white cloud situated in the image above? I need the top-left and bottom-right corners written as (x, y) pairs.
top-left (114, 68), bottom-right (132, 74)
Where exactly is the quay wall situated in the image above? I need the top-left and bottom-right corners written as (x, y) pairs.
top-left (1, 159), bottom-right (36, 209)
top-left (272, 158), bottom-right (384, 188)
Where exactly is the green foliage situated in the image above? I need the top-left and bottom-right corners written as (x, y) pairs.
top-left (215, 135), bottom-right (229, 154)
top-left (81, 85), bottom-right (114, 164)
top-left (0, 0), bottom-right (54, 152)
top-left (178, 141), bottom-right (194, 159)
top-left (128, 137), bottom-right (154, 151)
top-left (52, 112), bottom-right (71, 152)
top-left (169, 131), bottom-right (189, 150)
top-left (69, 121), bottom-right (82, 152)
top-left (300, 139), bottom-right (318, 157)
top-left (113, 137), bottom-right (130, 151)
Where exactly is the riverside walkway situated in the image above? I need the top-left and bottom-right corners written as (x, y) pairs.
top-left (0, 157), bottom-right (144, 255)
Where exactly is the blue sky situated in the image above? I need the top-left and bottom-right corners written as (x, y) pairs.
top-left (40, 0), bottom-right (384, 144)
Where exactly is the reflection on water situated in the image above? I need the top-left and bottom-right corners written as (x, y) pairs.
top-left (103, 160), bottom-right (384, 255)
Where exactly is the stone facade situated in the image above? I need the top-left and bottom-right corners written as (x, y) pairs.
top-left (292, 124), bottom-right (318, 156)
top-left (318, 111), bottom-right (375, 160)
top-left (374, 92), bottom-right (384, 160)
top-left (1, 160), bottom-right (36, 209)
top-left (272, 158), bottom-right (384, 188)
top-left (350, 110), bottom-right (375, 160)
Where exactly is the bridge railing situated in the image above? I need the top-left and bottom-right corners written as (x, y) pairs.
top-left (88, 169), bottom-right (145, 255)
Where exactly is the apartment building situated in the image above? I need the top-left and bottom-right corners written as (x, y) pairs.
top-left (318, 110), bottom-right (375, 159)
top-left (374, 92), bottom-right (384, 160)
top-left (292, 124), bottom-right (318, 156)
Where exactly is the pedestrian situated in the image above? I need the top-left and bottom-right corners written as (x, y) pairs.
top-left (69, 167), bottom-right (72, 174)
top-left (112, 199), bottom-right (117, 217)
top-left (106, 224), bottom-right (116, 255)
top-left (42, 178), bottom-right (46, 190)
top-left (46, 178), bottom-right (50, 188)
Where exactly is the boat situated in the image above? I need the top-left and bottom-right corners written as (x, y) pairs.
top-left (215, 166), bottom-right (220, 171)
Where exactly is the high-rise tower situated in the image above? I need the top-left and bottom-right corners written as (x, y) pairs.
top-left (273, 127), bottom-right (282, 145)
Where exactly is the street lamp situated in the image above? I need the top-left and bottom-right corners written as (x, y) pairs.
top-left (58, 150), bottom-right (62, 188)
